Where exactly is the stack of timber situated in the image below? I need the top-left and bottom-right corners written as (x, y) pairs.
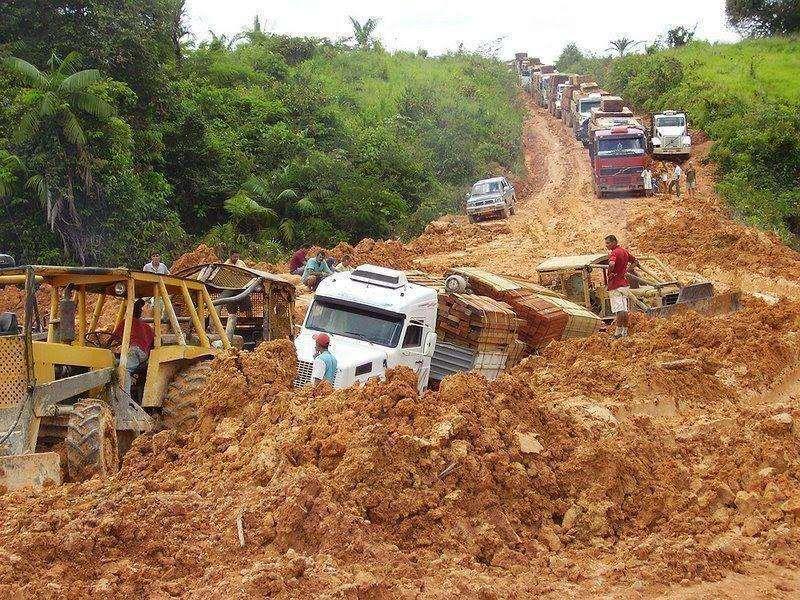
top-left (446, 268), bottom-right (601, 348)
top-left (433, 293), bottom-right (520, 381)
top-left (437, 293), bottom-right (518, 350)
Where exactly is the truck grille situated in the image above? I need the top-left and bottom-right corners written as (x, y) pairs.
top-left (294, 360), bottom-right (313, 387)
top-left (662, 136), bottom-right (683, 149)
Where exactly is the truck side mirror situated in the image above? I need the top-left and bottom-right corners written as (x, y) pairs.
top-left (423, 332), bottom-right (437, 356)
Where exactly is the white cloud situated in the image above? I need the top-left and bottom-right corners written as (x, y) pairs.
top-left (185, 0), bottom-right (739, 61)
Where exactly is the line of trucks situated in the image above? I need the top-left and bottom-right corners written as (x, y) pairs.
top-left (512, 52), bottom-right (693, 198)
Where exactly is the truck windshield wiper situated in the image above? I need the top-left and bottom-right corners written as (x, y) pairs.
top-left (345, 330), bottom-right (370, 341)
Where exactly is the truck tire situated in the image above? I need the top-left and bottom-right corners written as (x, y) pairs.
top-left (510, 203), bottom-right (516, 216)
top-left (467, 214), bottom-right (476, 224)
top-left (160, 360), bottom-right (212, 432)
top-left (501, 207), bottom-right (510, 219)
top-left (65, 399), bottom-right (119, 482)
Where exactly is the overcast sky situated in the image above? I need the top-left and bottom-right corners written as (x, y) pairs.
top-left (186, 0), bottom-right (740, 62)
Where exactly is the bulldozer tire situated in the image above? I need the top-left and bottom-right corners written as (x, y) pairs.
top-left (160, 360), bottom-right (212, 432)
top-left (65, 399), bottom-right (119, 482)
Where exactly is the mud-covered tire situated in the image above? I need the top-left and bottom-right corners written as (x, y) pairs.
top-left (65, 399), bottom-right (119, 482)
top-left (467, 214), bottom-right (476, 224)
top-left (501, 207), bottom-right (511, 219)
top-left (160, 360), bottom-right (212, 432)
top-left (510, 203), bottom-right (516, 216)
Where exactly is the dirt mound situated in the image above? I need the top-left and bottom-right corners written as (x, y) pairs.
top-left (170, 244), bottom-right (220, 273)
top-left (630, 144), bottom-right (800, 291)
top-left (2, 305), bottom-right (799, 597)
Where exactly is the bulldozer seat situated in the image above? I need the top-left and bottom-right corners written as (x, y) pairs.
top-left (0, 312), bottom-right (20, 335)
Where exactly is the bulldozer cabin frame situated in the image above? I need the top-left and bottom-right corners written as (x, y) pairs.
top-left (0, 266), bottom-right (231, 491)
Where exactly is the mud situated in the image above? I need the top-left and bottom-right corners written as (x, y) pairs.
top-left (2, 99), bottom-right (800, 599)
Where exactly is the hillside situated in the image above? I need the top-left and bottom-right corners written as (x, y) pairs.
top-left (563, 37), bottom-right (800, 242)
top-left (0, 12), bottom-right (523, 267)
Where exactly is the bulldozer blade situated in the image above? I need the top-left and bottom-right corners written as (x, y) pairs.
top-left (676, 282), bottom-right (714, 303)
top-left (0, 452), bottom-right (62, 492)
top-left (658, 290), bottom-right (741, 318)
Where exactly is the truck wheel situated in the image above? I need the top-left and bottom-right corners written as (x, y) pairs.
top-left (501, 207), bottom-right (510, 219)
top-left (467, 214), bottom-right (476, 224)
top-left (65, 399), bottom-right (119, 482)
top-left (160, 360), bottom-right (212, 432)
top-left (510, 204), bottom-right (516, 216)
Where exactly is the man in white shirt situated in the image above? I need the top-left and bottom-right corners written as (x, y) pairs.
top-left (224, 250), bottom-right (247, 268)
top-left (641, 168), bottom-right (653, 197)
top-left (667, 164), bottom-right (682, 197)
top-left (143, 252), bottom-right (170, 274)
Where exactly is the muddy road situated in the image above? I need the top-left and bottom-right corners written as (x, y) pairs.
top-left (1, 97), bottom-right (800, 600)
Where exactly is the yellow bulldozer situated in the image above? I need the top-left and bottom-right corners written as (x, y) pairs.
top-left (535, 253), bottom-right (741, 322)
top-left (0, 265), bottom-right (233, 491)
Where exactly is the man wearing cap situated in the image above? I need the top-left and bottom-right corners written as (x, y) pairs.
top-left (311, 332), bottom-right (337, 385)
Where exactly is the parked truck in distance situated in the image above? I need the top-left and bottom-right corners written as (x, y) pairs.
top-left (650, 110), bottom-right (691, 159)
top-left (572, 91), bottom-right (604, 143)
top-left (588, 97), bottom-right (647, 198)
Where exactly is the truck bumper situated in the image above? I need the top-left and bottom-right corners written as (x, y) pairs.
top-left (653, 147), bottom-right (690, 156)
top-left (467, 204), bottom-right (505, 217)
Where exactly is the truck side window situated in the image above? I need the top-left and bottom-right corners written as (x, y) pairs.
top-left (402, 324), bottom-right (423, 348)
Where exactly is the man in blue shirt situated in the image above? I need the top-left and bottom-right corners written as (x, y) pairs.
top-left (302, 250), bottom-right (333, 291)
top-left (311, 332), bottom-right (337, 385)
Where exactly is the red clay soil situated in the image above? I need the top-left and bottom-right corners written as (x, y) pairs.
top-left (1, 306), bottom-right (799, 598)
top-left (170, 244), bottom-right (220, 274)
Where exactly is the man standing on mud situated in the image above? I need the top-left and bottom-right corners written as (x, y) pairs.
top-left (604, 235), bottom-right (638, 339)
top-left (311, 332), bottom-right (337, 385)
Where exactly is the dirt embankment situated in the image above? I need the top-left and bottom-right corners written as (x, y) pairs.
top-left (1, 304), bottom-right (799, 598)
top-left (2, 98), bottom-right (800, 599)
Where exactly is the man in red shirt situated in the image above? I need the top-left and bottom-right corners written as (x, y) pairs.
top-left (288, 248), bottom-right (307, 275)
top-left (113, 299), bottom-right (155, 395)
top-left (604, 234), bottom-right (639, 338)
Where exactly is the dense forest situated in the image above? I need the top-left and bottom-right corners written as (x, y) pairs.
top-left (0, 2), bottom-right (524, 267)
top-left (556, 35), bottom-right (800, 242)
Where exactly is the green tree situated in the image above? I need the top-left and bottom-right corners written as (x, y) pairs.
top-left (2, 52), bottom-right (116, 264)
top-left (607, 37), bottom-right (642, 57)
top-left (666, 25), bottom-right (697, 48)
top-left (725, 0), bottom-right (800, 36)
top-left (555, 43), bottom-right (585, 72)
top-left (348, 17), bottom-right (381, 50)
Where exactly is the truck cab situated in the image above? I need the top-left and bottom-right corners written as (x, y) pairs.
top-left (573, 93), bottom-right (603, 142)
top-left (554, 83), bottom-right (569, 117)
top-left (651, 111), bottom-right (691, 158)
top-left (589, 125), bottom-right (647, 197)
top-left (294, 265), bottom-right (438, 393)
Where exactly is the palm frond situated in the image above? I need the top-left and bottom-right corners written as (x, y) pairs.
top-left (241, 176), bottom-right (270, 197)
top-left (224, 192), bottom-right (277, 222)
top-left (25, 174), bottom-right (50, 208)
top-left (1, 56), bottom-right (48, 88)
top-left (13, 110), bottom-right (41, 143)
top-left (279, 219), bottom-right (295, 243)
top-left (60, 69), bottom-right (103, 93)
top-left (68, 90), bottom-right (115, 118)
top-left (294, 197), bottom-right (317, 215)
top-left (58, 51), bottom-right (84, 75)
top-left (62, 110), bottom-right (87, 146)
top-left (39, 92), bottom-right (59, 117)
top-left (275, 188), bottom-right (298, 202)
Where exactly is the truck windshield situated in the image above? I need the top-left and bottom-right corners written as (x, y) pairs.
top-left (656, 116), bottom-right (685, 127)
top-left (472, 181), bottom-right (501, 195)
top-left (580, 100), bottom-right (601, 113)
top-left (597, 137), bottom-right (645, 155)
top-left (305, 297), bottom-right (404, 347)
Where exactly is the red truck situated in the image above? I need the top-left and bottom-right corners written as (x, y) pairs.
top-left (587, 97), bottom-right (647, 198)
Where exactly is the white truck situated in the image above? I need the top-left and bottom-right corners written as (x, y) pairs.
top-left (572, 92), bottom-right (604, 143)
top-left (294, 265), bottom-right (438, 393)
top-left (650, 110), bottom-right (691, 158)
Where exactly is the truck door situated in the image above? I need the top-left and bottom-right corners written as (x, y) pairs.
top-left (399, 319), bottom-right (434, 393)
